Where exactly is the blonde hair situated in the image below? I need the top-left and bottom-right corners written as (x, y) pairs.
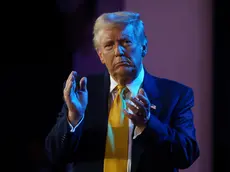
top-left (93, 11), bottom-right (147, 49)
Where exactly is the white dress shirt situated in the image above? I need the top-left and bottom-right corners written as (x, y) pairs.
top-left (69, 65), bottom-right (146, 172)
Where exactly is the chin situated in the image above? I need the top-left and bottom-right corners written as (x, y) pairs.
top-left (116, 67), bottom-right (136, 78)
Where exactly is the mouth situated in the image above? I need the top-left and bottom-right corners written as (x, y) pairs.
top-left (115, 61), bottom-right (131, 68)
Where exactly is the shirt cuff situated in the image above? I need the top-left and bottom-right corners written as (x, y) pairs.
top-left (133, 111), bottom-right (151, 139)
top-left (68, 115), bottom-right (84, 132)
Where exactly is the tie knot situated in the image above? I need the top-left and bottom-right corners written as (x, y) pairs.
top-left (116, 85), bottom-right (126, 94)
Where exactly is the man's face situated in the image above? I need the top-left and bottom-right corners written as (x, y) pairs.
top-left (96, 24), bottom-right (144, 83)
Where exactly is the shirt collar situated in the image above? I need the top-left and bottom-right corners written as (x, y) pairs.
top-left (109, 65), bottom-right (144, 97)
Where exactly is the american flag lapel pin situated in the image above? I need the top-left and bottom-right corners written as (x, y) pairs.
top-left (150, 104), bottom-right (156, 110)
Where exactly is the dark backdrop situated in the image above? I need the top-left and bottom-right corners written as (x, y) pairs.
top-left (213, 0), bottom-right (230, 172)
top-left (1, 0), bottom-right (98, 171)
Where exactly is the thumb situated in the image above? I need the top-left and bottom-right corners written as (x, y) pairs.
top-left (79, 77), bottom-right (87, 91)
top-left (139, 88), bottom-right (146, 96)
top-left (139, 88), bottom-right (148, 99)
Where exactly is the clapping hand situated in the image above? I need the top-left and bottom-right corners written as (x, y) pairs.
top-left (63, 71), bottom-right (88, 125)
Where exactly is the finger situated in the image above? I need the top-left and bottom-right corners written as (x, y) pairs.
top-left (79, 77), bottom-right (87, 91)
top-left (123, 109), bottom-right (138, 124)
top-left (123, 109), bottom-right (132, 119)
top-left (130, 97), bottom-right (145, 110)
top-left (67, 71), bottom-right (77, 83)
top-left (137, 94), bottom-right (149, 107)
top-left (64, 79), bottom-right (72, 96)
top-left (71, 77), bottom-right (76, 93)
top-left (126, 101), bottom-right (139, 114)
top-left (138, 88), bottom-right (147, 96)
top-left (138, 88), bottom-right (149, 101)
top-left (65, 71), bottom-right (77, 91)
top-left (66, 72), bottom-right (72, 83)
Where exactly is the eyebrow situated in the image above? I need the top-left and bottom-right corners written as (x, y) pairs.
top-left (101, 34), bottom-right (133, 44)
top-left (121, 34), bottom-right (132, 39)
top-left (104, 36), bottom-right (131, 42)
top-left (103, 40), bottom-right (113, 44)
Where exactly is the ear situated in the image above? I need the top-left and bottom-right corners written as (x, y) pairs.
top-left (96, 48), bottom-right (105, 64)
top-left (141, 40), bottom-right (148, 57)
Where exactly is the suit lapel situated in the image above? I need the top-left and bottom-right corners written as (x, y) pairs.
top-left (142, 69), bottom-right (162, 116)
top-left (100, 69), bottom-right (110, 135)
top-left (99, 70), bottom-right (111, 167)
top-left (131, 69), bottom-right (162, 172)
top-left (86, 71), bottom-right (110, 171)
top-left (103, 70), bottom-right (110, 115)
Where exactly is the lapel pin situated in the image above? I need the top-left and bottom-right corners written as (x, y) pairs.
top-left (150, 104), bottom-right (156, 110)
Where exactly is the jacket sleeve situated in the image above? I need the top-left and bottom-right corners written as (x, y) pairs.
top-left (44, 78), bottom-right (84, 167)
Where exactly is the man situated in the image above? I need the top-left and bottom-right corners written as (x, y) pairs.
top-left (45, 11), bottom-right (200, 172)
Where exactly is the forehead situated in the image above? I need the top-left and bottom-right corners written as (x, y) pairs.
top-left (99, 24), bottom-right (135, 41)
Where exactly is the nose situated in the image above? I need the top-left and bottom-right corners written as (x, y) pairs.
top-left (114, 44), bottom-right (125, 57)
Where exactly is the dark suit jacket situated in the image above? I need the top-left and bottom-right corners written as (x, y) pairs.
top-left (44, 69), bottom-right (200, 172)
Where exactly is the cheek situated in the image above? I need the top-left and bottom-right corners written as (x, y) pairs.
top-left (103, 50), bottom-right (114, 57)
top-left (128, 46), bottom-right (142, 60)
top-left (126, 50), bottom-right (142, 68)
top-left (102, 52), bottom-right (114, 66)
top-left (129, 43), bottom-right (141, 54)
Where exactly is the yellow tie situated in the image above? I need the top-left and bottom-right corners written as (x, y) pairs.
top-left (104, 85), bottom-right (129, 172)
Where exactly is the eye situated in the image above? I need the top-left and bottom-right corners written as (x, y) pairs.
top-left (123, 40), bottom-right (132, 45)
top-left (104, 41), bottom-right (114, 49)
top-left (105, 44), bottom-right (113, 49)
